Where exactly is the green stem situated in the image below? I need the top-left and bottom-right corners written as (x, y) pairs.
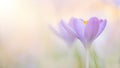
top-left (85, 47), bottom-right (89, 68)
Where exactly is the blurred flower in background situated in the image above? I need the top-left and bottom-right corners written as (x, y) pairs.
top-left (50, 20), bottom-right (76, 45)
top-left (103, 0), bottom-right (120, 7)
top-left (115, 0), bottom-right (120, 6)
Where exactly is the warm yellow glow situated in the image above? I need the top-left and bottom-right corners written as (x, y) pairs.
top-left (84, 20), bottom-right (88, 24)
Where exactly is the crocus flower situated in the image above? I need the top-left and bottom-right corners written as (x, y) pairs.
top-left (50, 20), bottom-right (76, 44)
top-left (69, 17), bottom-right (107, 48)
top-left (51, 17), bottom-right (107, 68)
top-left (69, 17), bottom-right (107, 68)
top-left (51, 17), bottom-right (107, 47)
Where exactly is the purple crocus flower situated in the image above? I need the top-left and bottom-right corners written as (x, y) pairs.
top-left (69, 17), bottom-right (106, 68)
top-left (51, 17), bottom-right (106, 68)
top-left (50, 20), bottom-right (76, 45)
top-left (70, 17), bottom-right (107, 48)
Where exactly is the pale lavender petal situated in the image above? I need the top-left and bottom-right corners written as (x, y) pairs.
top-left (95, 19), bottom-right (107, 38)
top-left (70, 17), bottom-right (86, 44)
top-left (58, 20), bottom-right (75, 43)
top-left (61, 19), bottom-right (76, 37)
top-left (85, 17), bottom-right (99, 42)
top-left (49, 25), bottom-right (62, 38)
top-left (69, 17), bottom-right (77, 28)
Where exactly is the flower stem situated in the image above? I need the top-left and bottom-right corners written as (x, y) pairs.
top-left (85, 47), bottom-right (89, 68)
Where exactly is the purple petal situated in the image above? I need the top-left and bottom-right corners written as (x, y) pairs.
top-left (85, 17), bottom-right (99, 42)
top-left (95, 19), bottom-right (107, 38)
top-left (70, 17), bottom-right (86, 44)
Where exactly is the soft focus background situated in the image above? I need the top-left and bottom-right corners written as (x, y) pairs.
top-left (0, 0), bottom-right (120, 68)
